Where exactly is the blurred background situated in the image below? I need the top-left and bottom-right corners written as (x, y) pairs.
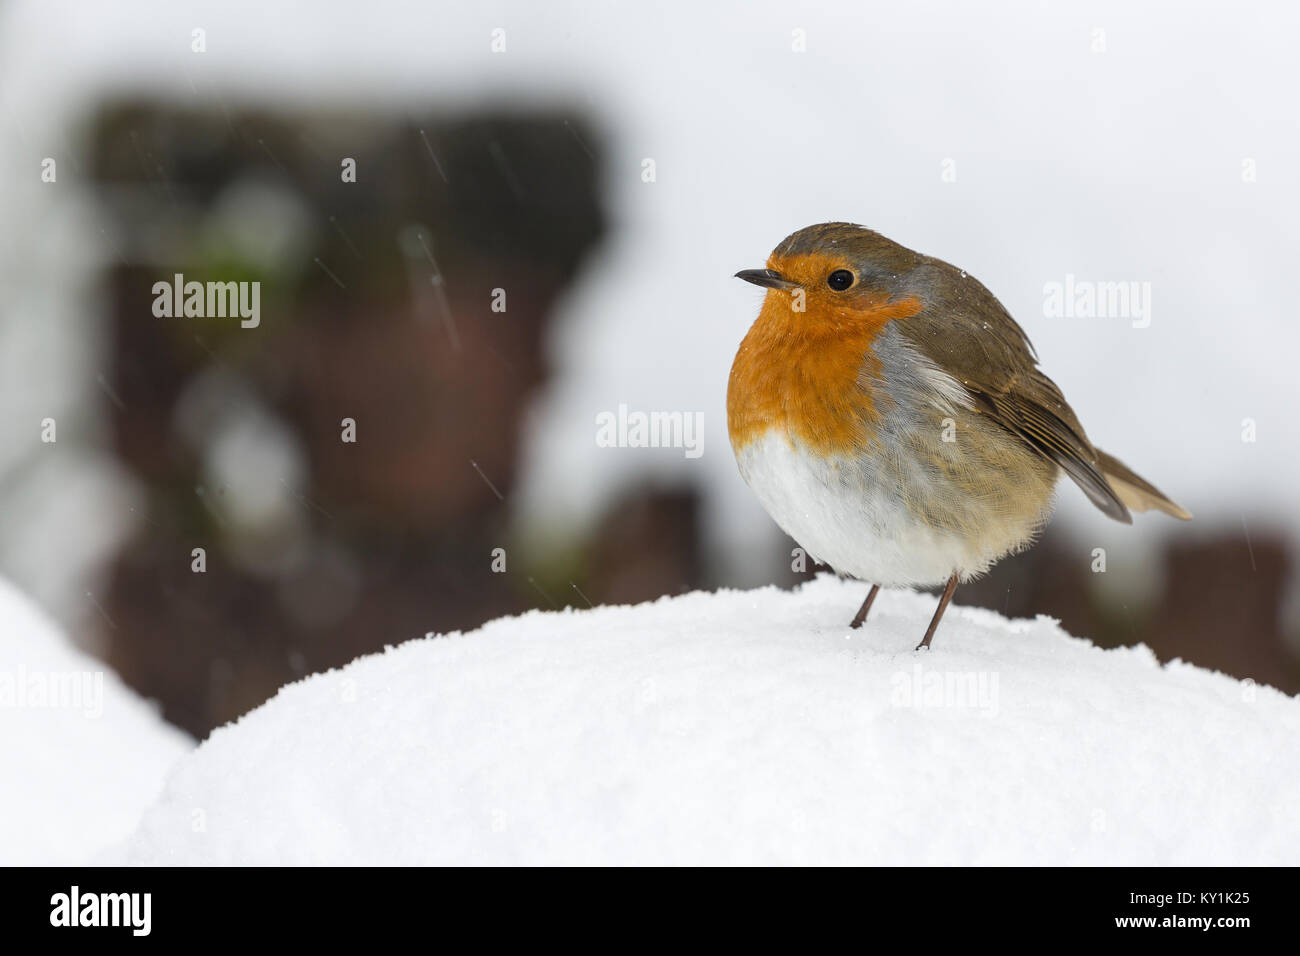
top-left (1, 0), bottom-right (1297, 737)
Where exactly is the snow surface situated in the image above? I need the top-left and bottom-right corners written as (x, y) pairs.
top-left (120, 575), bottom-right (1299, 866)
top-left (0, 576), bottom-right (191, 865)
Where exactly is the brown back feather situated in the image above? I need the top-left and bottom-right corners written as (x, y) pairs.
top-left (894, 257), bottom-right (1133, 523)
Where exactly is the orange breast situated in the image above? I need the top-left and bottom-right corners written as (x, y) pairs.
top-left (726, 292), bottom-right (922, 456)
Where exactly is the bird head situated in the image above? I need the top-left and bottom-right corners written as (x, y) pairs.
top-left (736, 222), bottom-right (927, 331)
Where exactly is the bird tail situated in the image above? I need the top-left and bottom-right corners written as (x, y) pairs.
top-left (1095, 448), bottom-right (1192, 520)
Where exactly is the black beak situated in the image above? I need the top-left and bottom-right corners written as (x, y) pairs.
top-left (735, 268), bottom-right (798, 291)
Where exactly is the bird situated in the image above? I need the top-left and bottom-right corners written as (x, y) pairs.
top-left (727, 223), bottom-right (1190, 650)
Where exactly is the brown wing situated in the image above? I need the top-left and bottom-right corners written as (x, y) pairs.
top-left (896, 259), bottom-right (1132, 524)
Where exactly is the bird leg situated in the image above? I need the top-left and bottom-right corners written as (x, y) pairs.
top-left (917, 573), bottom-right (959, 650)
top-left (849, 584), bottom-right (880, 629)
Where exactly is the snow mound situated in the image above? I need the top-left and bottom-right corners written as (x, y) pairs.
top-left (121, 575), bottom-right (1299, 865)
top-left (0, 576), bottom-right (191, 864)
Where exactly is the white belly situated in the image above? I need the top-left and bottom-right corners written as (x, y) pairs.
top-left (735, 430), bottom-right (1002, 588)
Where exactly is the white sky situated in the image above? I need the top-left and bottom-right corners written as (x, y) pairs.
top-left (2, 0), bottom-right (1296, 604)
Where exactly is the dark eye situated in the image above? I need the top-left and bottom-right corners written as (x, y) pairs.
top-left (827, 270), bottom-right (855, 291)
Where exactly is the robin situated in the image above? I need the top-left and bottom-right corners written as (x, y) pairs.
top-left (728, 223), bottom-right (1191, 649)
